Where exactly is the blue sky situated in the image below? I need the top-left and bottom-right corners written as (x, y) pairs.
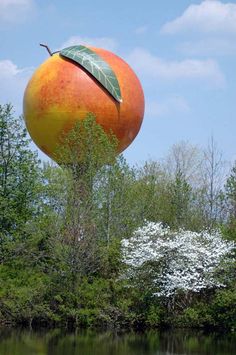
top-left (1, 0), bottom-right (236, 165)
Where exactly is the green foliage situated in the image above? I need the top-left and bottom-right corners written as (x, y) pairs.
top-left (168, 170), bottom-right (193, 228)
top-left (0, 104), bottom-right (41, 236)
top-left (0, 264), bottom-right (50, 325)
top-left (223, 163), bottom-right (236, 241)
top-left (145, 303), bottom-right (165, 328)
top-left (211, 289), bottom-right (236, 329)
top-left (55, 114), bottom-right (118, 174)
top-left (0, 105), bottom-right (235, 330)
top-left (176, 303), bottom-right (214, 328)
top-left (175, 289), bottom-right (236, 330)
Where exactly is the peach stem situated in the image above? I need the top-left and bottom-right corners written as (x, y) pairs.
top-left (40, 43), bottom-right (53, 56)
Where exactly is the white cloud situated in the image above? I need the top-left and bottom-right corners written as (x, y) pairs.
top-left (60, 36), bottom-right (118, 52)
top-left (161, 0), bottom-right (236, 35)
top-left (0, 59), bottom-right (33, 113)
top-left (0, 0), bottom-right (35, 23)
top-left (146, 96), bottom-right (190, 118)
top-left (0, 60), bottom-right (20, 76)
top-left (127, 48), bottom-right (225, 87)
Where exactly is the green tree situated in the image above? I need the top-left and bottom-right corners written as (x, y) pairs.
top-left (225, 163), bottom-right (236, 219)
top-left (160, 142), bottom-right (204, 229)
top-left (0, 104), bottom-right (41, 263)
top-left (223, 162), bottom-right (236, 241)
top-left (47, 115), bottom-right (119, 287)
top-left (169, 170), bottom-right (192, 228)
top-left (201, 137), bottom-right (226, 230)
top-left (95, 156), bottom-right (136, 243)
top-left (132, 161), bottom-right (167, 223)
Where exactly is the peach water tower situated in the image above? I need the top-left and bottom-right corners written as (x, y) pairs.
top-left (23, 44), bottom-right (145, 160)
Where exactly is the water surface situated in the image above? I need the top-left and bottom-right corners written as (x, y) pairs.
top-left (0, 328), bottom-right (235, 355)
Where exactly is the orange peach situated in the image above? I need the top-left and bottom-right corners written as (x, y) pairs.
top-left (23, 46), bottom-right (145, 160)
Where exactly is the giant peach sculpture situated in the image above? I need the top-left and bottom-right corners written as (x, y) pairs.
top-left (23, 44), bottom-right (145, 161)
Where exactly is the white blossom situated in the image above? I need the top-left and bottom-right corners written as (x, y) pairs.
top-left (121, 222), bottom-right (235, 298)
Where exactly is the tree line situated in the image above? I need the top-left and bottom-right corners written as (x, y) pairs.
top-left (0, 103), bottom-right (235, 329)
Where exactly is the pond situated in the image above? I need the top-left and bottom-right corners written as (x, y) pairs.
top-left (0, 328), bottom-right (235, 355)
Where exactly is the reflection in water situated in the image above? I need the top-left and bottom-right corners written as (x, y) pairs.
top-left (0, 328), bottom-right (235, 355)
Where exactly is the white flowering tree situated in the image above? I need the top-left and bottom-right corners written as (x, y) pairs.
top-left (121, 222), bottom-right (235, 300)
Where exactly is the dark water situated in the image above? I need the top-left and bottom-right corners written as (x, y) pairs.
top-left (0, 328), bottom-right (235, 355)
